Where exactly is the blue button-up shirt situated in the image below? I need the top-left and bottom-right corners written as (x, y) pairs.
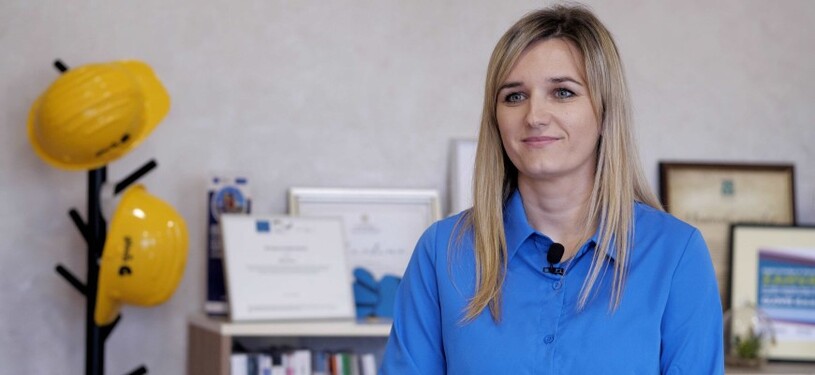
top-left (381, 190), bottom-right (724, 374)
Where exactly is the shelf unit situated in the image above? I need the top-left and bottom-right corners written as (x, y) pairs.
top-left (186, 314), bottom-right (391, 375)
top-left (187, 314), bottom-right (815, 375)
top-left (727, 363), bottom-right (815, 375)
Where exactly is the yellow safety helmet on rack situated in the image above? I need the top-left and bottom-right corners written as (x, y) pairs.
top-left (28, 60), bottom-right (170, 171)
top-left (95, 184), bottom-right (188, 326)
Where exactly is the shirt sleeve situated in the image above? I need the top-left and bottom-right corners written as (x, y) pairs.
top-left (380, 223), bottom-right (446, 375)
top-left (660, 228), bottom-right (725, 375)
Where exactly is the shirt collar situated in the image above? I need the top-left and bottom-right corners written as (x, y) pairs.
top-left (503, 189), bottom-right (610, 263)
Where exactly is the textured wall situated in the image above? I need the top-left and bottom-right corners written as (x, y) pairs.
top-left (1, 1), bottom-right (813, 373)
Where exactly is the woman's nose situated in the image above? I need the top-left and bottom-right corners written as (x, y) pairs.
top-left (525, 94), bottom-right (552, 128)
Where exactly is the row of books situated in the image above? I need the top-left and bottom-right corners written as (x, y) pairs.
top-left (230, 347), bottom-right (377, 375)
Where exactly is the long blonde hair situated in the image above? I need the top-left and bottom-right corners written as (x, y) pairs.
top-left (461, 4), bottom-right (662, 322)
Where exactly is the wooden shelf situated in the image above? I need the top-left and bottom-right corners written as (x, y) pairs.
top-left (188, 314), bottom-right (392, 337)
top-left (187, 314), bottom-right (391, 375)
top-left (727, 362), bottom-right (815, 374)
top-left (188, 315), bottom-right (814, 375)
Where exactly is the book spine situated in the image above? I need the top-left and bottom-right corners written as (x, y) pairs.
top-left (359, 353), bottom-right (376, 375)
top-left (230, 353), bottom-right (248, 375)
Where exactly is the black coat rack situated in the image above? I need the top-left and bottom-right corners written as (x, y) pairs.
top-left (51, 59), bottom-right (157, 375)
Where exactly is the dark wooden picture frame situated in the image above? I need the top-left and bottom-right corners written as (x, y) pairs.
top-left (659, 162), bottom-right (796, 309)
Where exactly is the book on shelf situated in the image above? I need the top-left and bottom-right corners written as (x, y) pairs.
top-left (327, 352), bottom-right (376, 375)
top-left (230, 346), bottom-right (376, 375)
top-left (230, 353), bottom-right (248, 375)
top-left (359, 354), bottom-right (376, 375)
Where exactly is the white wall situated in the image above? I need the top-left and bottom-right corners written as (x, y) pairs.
top-left (1, 0), bottom-right (813, 373)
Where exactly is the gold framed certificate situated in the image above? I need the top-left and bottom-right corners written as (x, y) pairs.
top-left (659, 162), bottom-right (796, 309)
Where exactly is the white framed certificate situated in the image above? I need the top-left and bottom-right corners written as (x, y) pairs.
top-left (220, 215), bottom-right (355, 321)
top-left (288, 188), bottom-right (441, 281)
top-left (448, 139), bottom-right (477, 216)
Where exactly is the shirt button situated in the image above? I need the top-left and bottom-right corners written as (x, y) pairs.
top-left (553, 281), bottom-right (562, 290)
top-left (544, 335), bottom-right (555, 344)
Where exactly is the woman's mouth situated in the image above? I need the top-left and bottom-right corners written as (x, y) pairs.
top-left (522, 136), bottom-right (560, 146)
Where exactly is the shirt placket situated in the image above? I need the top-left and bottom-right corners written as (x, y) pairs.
top-left (534, 235), bottom-right (567, 375)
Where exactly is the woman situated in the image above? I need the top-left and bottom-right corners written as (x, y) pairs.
top-left (381, 4), bottom-right (723, 374)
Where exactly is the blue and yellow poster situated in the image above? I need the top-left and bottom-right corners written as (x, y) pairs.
top-left (757, 248), bottom-right (815, 341)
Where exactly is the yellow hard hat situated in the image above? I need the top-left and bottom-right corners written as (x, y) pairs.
top-left (95, 184), bottom-right (188, 326)
top-left (28, 60), bottom-right (170, 170)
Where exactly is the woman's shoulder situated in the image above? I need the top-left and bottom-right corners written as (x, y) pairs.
top-left (410, 210), bottom-right (473, 267)
top-left (631, 202), bottom-right (711, 271)
top-left (428, 209), bottom-right (471, 237)
top-left (416, 210), bottom-right (474, 249)
top-left (633, 201), bottom-right (699, 240)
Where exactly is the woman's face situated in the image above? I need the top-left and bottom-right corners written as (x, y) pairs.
top-left (496, 38), bottom-right (600, 185)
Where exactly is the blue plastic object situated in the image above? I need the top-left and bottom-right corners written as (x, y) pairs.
top-left (352, 267), bottom-right (401, 319)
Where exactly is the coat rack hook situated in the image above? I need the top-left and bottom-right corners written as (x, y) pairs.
top-left (54, 59), bottom-right (68, 72)
top-left (124, 365), bottom-right (147, 375)
top-left (115, 159), bottom-right (158, 195)
top-left (55, 264), bottom-right (87, 296)
top-left (101, 315), bottom-right (121, 342)
top-left (69, 208), bottom-right (90, 244)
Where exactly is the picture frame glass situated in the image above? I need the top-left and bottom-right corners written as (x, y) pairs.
top-left (288, 188), bottom-right (442, 319)
top-left (296, 200), bottom-right (435, 278)
top-left (730, 225), bottom-right (815, 362)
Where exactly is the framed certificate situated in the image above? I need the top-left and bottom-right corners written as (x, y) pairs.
top-left (220, 215), bottom-right (355, 321)
top-left (289, 188), bottom-right (441, 280)
top-left (659, 162), bottom-right (796, 309)
top-left (289, 188), bottom-right (441, 319)
top-left (449, 139), bottom-right (477, 216)
top-left (730, 224), bottom-right (815, 362)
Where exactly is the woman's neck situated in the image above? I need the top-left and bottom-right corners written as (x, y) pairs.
top-left (517, 173), bottom-right (595, 259)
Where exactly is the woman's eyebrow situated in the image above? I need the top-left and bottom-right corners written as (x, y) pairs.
top-left (498, 82), bottom-right (523, 92)
top-left (548, 76), bottom-right (584, 86)
top-left (499, 77), bottom-right (584, 92)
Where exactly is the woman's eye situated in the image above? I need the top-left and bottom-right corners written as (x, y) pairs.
top-left (504, 92), bottom-right (526, 103)
top-left (554, 88), bottom-right (575, 99)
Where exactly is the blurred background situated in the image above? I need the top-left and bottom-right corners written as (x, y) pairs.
top-left (1, 0), bottom-right (812, 373)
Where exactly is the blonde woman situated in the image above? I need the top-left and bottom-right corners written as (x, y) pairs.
top-left (381, 4), bottom-right (723, 374)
